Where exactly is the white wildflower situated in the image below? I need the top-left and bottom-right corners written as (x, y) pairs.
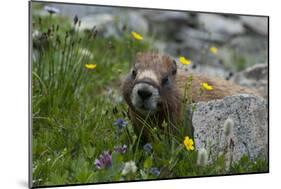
top-left (122, 161), bottom-right (137, 175)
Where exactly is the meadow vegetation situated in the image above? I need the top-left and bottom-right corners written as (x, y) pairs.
top-left (31, 7), bottom-right (268, 187)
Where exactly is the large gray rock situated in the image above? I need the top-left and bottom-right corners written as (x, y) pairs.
top-left (198, 14), bottom-right (245, 36)
top-left (188, 65), bottom-right (229, 79)
top-left (192, 94), bottom-right (268, 163)
top-left (50, 3), bottom-right (115, 18)
top-left (240, 16), bottom-right (268, 36)
top-left (177, 27), bottom-right (228, 44)
top-left (118, 12), bottom-right (149, 34)
top-left (142, 10), bottom-right (191, 23)
top-left (141, 10), bottom-right (194, 40)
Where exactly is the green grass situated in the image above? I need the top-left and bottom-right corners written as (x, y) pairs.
top-left (31, 6), bottom-right (268, 187)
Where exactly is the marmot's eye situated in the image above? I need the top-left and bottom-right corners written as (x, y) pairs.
top-left (132, 69), bottom-right (137, 77)
top-left (162, 76), bottom-right (169, 85)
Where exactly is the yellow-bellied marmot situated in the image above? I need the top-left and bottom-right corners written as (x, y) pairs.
top-left (122, 52), bottom-right (260, 142)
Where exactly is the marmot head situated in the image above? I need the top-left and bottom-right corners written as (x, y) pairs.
top-left (122, 52), bottom-right (178, 116)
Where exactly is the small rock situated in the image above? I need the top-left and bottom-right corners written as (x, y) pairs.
top-left (240, 16), bottom-right (268, 36)
top-left (234, 63), bottom-right (268, 81)
top-left (177, 27), bottom-right (228, 44)
top-left (118, 11), bottom-right (149, 35)
top-left (233, 64), bottom-right (268, 98)
top-left (192, 94), bottom-right (268, 163)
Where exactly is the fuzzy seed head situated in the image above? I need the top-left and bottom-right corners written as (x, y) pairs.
top-left (197, 148), bottom-right (208, 166)
top-left (224, 118), bottom-right (234, 137)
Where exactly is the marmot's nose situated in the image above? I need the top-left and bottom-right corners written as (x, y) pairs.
top-left (138, 89), bottom-right (152, 100)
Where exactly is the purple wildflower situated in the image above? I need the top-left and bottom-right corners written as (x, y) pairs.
top-left (150, 167), bottom-right (160, 177)
top-left (114, 144), bottom-right (127, 154)
top-left (113, 118), bottom-right (128, 129)
top-left (143, 143), bottom-right (152, 153)
top-left (94, 151), bottom-right (112, 169)
top-left (44, 6), bottom-right (60, 14)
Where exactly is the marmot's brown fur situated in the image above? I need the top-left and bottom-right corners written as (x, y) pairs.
top-left (122, 52), bottom-right (260, 142)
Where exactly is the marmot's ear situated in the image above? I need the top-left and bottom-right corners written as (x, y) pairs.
top-left (133, 52), bottom-right (143, 66)
top-left (172, 59), bottom-right (177, 75)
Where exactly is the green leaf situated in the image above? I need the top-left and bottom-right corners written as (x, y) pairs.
top-left (111, 152), bottom-right (123, 175)
top-left (84, 146), bottom-right (95, 159)
top-left (144, 156), bottom-right (153, 169)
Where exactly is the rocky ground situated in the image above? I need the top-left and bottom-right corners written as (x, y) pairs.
top-left (42, 4), bottom-right (268, 79)
top-left (36, 4), bottom-right (268, 73)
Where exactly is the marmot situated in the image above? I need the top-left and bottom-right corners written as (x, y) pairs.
top-left (122, 52), bottom-right (260, 142)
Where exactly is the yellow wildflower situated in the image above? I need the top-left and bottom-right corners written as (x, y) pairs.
top-left (85, 64), bottom-right (97, 70)
top-left (183, 136), bottom-right (194, 151)
top-left (131, 31), bottom-right (143, 41)
top-left (179, 56), bottom-right (191, 65)
top-left (201, 82), bottom-right (213, 91)
top-left (209, 46), bottom-right (218, 54)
